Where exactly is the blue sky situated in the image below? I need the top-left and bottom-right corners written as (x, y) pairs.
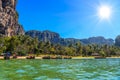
top-left (16, 0), bottom-right (120, 39)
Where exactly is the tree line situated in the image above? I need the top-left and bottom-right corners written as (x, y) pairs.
top-left (0, 35), bottom-right (120, 57)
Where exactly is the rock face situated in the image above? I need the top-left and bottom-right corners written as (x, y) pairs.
top-left (80, 36), bottom-right (114, 45)
top-left (25, 30), bottom-right (81, 45)
top-left (60, 38), bottom-right (81, 46)
top-left (115, 35), bottom-right (120, 46)
top-left (25, 30), bottom-right (61, 44)
top-left (0, 0), bottom-right (24, 37)
top-left (26, 30), bottom-right (114, 45)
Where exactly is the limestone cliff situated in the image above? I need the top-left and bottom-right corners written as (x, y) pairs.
top-left (26, 30), bottom-right (114, 46)
top-left (0, 0), bottom-right (24, 37)
top-left (25, 30), bottom-right (61, 44)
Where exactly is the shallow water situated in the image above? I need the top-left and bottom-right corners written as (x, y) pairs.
top-left (0, 59), bottom-right (120, 80)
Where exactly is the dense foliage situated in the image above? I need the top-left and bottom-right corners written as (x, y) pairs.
top-left (0, 35), bottom-right (120, 57)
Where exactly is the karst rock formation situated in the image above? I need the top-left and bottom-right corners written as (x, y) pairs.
top-left (0, 0), bottom-right (24, 37)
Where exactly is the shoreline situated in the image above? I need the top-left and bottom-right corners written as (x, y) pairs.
top-left (0, 56), bottom-right (120, 60)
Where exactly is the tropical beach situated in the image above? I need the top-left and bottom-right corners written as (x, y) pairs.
top-left (0, 54), bottom-right (120, 60)
top-left (0, 0), bottom-right (120, 80)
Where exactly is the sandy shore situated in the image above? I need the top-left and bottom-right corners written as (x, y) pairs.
top-left (106, 57), bottom-right (120, 59)
top-left (0, 56), bottom-right (120, 60)
top-left (72, 56), bottom-right (94, 59)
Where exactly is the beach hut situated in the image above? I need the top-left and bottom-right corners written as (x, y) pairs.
top-left (91, 53), bottom-right (106, 59)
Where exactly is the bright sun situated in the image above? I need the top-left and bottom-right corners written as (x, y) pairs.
top-left (98, 6), bottom-right (111, 19)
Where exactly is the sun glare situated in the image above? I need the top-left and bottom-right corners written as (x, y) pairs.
top-left (98, 6), bottom-right (111, 20)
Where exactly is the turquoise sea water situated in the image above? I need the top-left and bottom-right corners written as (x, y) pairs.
top-left (0, 59), bottom-right (120, 80)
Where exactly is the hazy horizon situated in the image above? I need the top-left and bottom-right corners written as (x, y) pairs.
top-left (17, 0), bottom-right (120, 39)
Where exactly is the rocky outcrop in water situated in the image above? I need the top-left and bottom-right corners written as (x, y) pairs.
top-left (0, 0), bottom-right (24, 37)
